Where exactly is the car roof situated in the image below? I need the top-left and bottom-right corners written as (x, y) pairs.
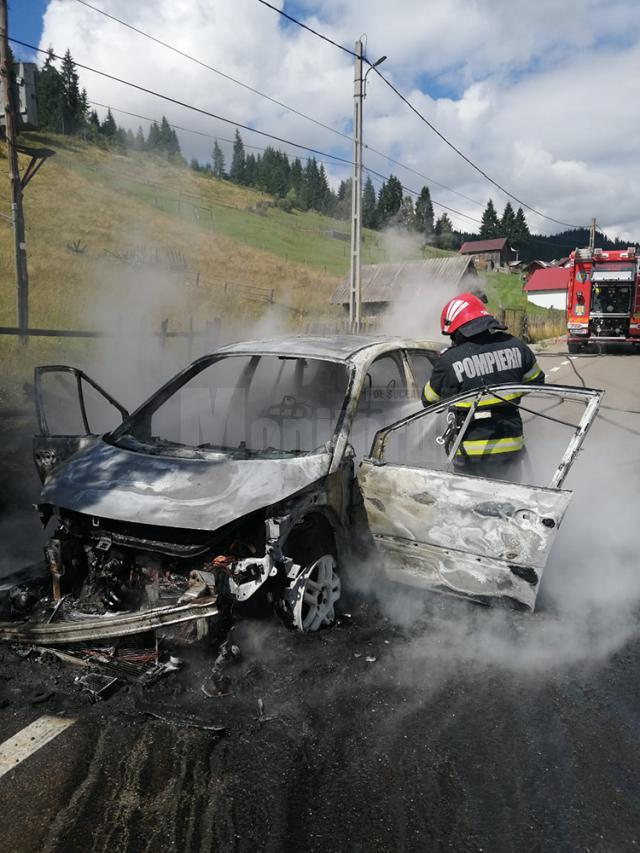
top-left (213, 335), bottom-right (437, 362)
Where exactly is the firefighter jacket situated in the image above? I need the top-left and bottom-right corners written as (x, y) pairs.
top-left (422, 331), bottom-right (545, 459)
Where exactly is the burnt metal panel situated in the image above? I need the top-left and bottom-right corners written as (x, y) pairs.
top-left (39, 440), bottom-right (333, 532)
top-left (358, 463), bottom-right (572, 610)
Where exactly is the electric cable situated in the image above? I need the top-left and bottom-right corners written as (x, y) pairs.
top-left (84, 96), bottom-right (478, 225)
top-left (71, 0), bottom-right (353, 144)
top-left (256, 0), bottom-right (358, 59)
top-left (71, 0), bottom-right (492, 213)
top-left (9, 39), bottom-right (355, 167)
top-left (255, 0), bottom-right (587, 230)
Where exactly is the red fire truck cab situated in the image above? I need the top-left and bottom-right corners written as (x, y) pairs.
top-left (566, 246), bottom-right (640, 352)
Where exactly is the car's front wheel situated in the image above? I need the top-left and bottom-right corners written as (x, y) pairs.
top-left (284, 553), bottom-right (341, 632)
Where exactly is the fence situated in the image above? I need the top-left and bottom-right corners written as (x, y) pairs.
top-left (303, 307), bottom-right (566, 343)
top-left (0, 317), bottom-right (223, 360)
top-left (496, 308), bottom-right (566, 343)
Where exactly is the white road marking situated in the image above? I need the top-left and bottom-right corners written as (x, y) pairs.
top-left (0, 715), bottom-right (76, 779)
top-left (550, 366), bottom-right (561, 372)
top-left (561, 360), bottom-right (570, 365)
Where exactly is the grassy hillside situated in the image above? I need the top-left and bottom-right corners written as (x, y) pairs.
top-left (0, 134), bottom-right (557, 407)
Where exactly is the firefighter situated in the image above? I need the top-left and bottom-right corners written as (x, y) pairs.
top-left (422, 293), bottom-right (545, 477)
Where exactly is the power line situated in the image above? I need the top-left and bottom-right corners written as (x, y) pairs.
top-left (370, 66), bottom-right (584, 230)
top-left (89, 100), bottom-right (353, 177)
top-left (71, 0), bottom-right (352, 144)
top-left (10, 38), bottom-right (355, 168)
top-left (364, 166), bottom-right (481, 225)
top-left (255, 0), bottom-right (586, 230)
top-left (72, 0), bottom-right (483, 212)
top-left (88, 98), bottom-right (480, 225)
top-left (256, 0), bottom-right (357, 59)
top-left (364, 144), bottom-right (485, 207)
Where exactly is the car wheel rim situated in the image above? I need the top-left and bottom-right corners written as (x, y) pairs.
top-left (290, 554), bottom-right (341, 632)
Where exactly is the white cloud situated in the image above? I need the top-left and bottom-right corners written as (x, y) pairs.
top-left (38, 0), bottom-right (640, 238)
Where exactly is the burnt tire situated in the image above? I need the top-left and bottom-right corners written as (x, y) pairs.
top-left (278, 516), bottom-right (341, 632)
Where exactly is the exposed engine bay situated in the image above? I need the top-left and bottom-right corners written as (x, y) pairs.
top-left (7, 497), bottom-right (343, 644)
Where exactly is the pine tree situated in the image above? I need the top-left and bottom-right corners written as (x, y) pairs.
top-left (77, 88), bottom-right (89, 133)
top-left (317, 164), bottom-right (333, 211)
top-left (289, 158), bottom-right (303, 194)
top-left (100, 108), bottom-right (117, 139)
top-left (333, 177), bottom-right (352, 220)
top-left (480, 199), bottom-right (500, 238)
top-left (135, 125), bottom-right (146, 150)
top-left (377, 175), bottom-right (403, 227)
top-left (60, 49), bottom-right (81, 134)
top-left (147, 121), bottom-right (161, 150)
top-left (212, 140), bottom-right (225, 178)
top-left (398, 196), bottom-right (416, 230)
top-left (300, 157), bottom-right (320, 210)
top-left (114, 126), bottom-right (127, 151)
top-left (511, 207), bottom-right (530, 248)
top-left (362, 176), bottom-right (377, 229)
top-left (435, 213), bottom-right (454, 249)
top-left (415, 185), bottom-right (434, 237)
top-left (500, 202), bottom-right (516, 242)
top-left (86, 108), bottom-right (100, 142)
top-left (229, 129), bottom-right (246, 184)
top-left (36, 47), bottom-right (65, 132)
top-left (156, 116), bottom-right (180, 158)
top-left (244, 152), bottom-right (257, 186)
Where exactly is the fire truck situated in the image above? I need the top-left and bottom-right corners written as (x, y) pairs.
top-left (566, 246), bottom-right (640, 352)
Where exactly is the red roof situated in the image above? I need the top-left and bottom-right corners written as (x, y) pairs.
top-left (523, 267), bottom-right (570, 293)
top-left (460, 238), bottom-right (508, 254)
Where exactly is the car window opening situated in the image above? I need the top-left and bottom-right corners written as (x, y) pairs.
top-left (113, 355), bottom-right (350, 459)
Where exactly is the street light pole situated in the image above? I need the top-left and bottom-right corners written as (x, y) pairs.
top-left (348, 39), bottom-right (364, 334)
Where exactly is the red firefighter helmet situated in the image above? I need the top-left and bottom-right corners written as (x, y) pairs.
top-left (440, 292), bottom-right (492, 335)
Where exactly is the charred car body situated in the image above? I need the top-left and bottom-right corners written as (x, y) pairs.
top-left (1, 336), bottom-right (602, 643)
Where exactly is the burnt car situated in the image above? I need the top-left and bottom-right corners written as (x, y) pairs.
top-left (0, 335), bottom-right (601, 644)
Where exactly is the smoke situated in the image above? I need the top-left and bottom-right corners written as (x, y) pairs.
top-left (372, 226), bottom-right (478, 341)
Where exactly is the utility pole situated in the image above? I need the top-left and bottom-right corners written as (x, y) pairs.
top-left (589, 217), bottom-right (597, 251)
top-left (0, 0), bottom-right (29, 341)
top-left (348, 39), bottom-right (364, 334)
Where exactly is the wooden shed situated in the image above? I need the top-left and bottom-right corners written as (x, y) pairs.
top-left (330, 257), bottom-right (477, 317)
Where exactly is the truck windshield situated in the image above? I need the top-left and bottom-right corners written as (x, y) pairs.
top-left (115, 355), bottom-right (350, 459)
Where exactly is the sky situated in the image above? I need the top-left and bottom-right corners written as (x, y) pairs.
top-left (9, 0), bottom-right (640, 240)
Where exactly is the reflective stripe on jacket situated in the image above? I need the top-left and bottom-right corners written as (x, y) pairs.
top-left (422, 330), bottom-right (545, 459)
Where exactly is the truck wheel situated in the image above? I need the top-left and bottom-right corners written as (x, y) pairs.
top-left (567, 342), bottom-right (582, 354)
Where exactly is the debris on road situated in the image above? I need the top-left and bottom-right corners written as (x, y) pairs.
top-left (75, 672), bottom-right (119, 701)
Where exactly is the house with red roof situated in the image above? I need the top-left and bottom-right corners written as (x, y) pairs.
top-left (459, 237), bottom-right (514, 269)
top-left (523, 266), bottom-right (570, 310)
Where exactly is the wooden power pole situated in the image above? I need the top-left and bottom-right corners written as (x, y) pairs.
top-left (0, 0), bottom-right (29, 339)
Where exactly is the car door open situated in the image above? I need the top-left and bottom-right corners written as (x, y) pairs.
top-left (34, 366), bottom-right (129, 482)
top-left (357, 383), bottom-right (603, 611)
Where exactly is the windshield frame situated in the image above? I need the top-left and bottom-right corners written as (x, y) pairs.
top-left (107, 351), bottom-right (355, 460)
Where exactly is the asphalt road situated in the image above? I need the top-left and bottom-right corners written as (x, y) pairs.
top-left (1, 343), bottom-right (639, 853)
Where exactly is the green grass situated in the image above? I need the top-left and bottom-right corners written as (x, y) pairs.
top-left (31, 133), bottom-right (450, 278)
top-left (482, 270), bottom-right (547, 314)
